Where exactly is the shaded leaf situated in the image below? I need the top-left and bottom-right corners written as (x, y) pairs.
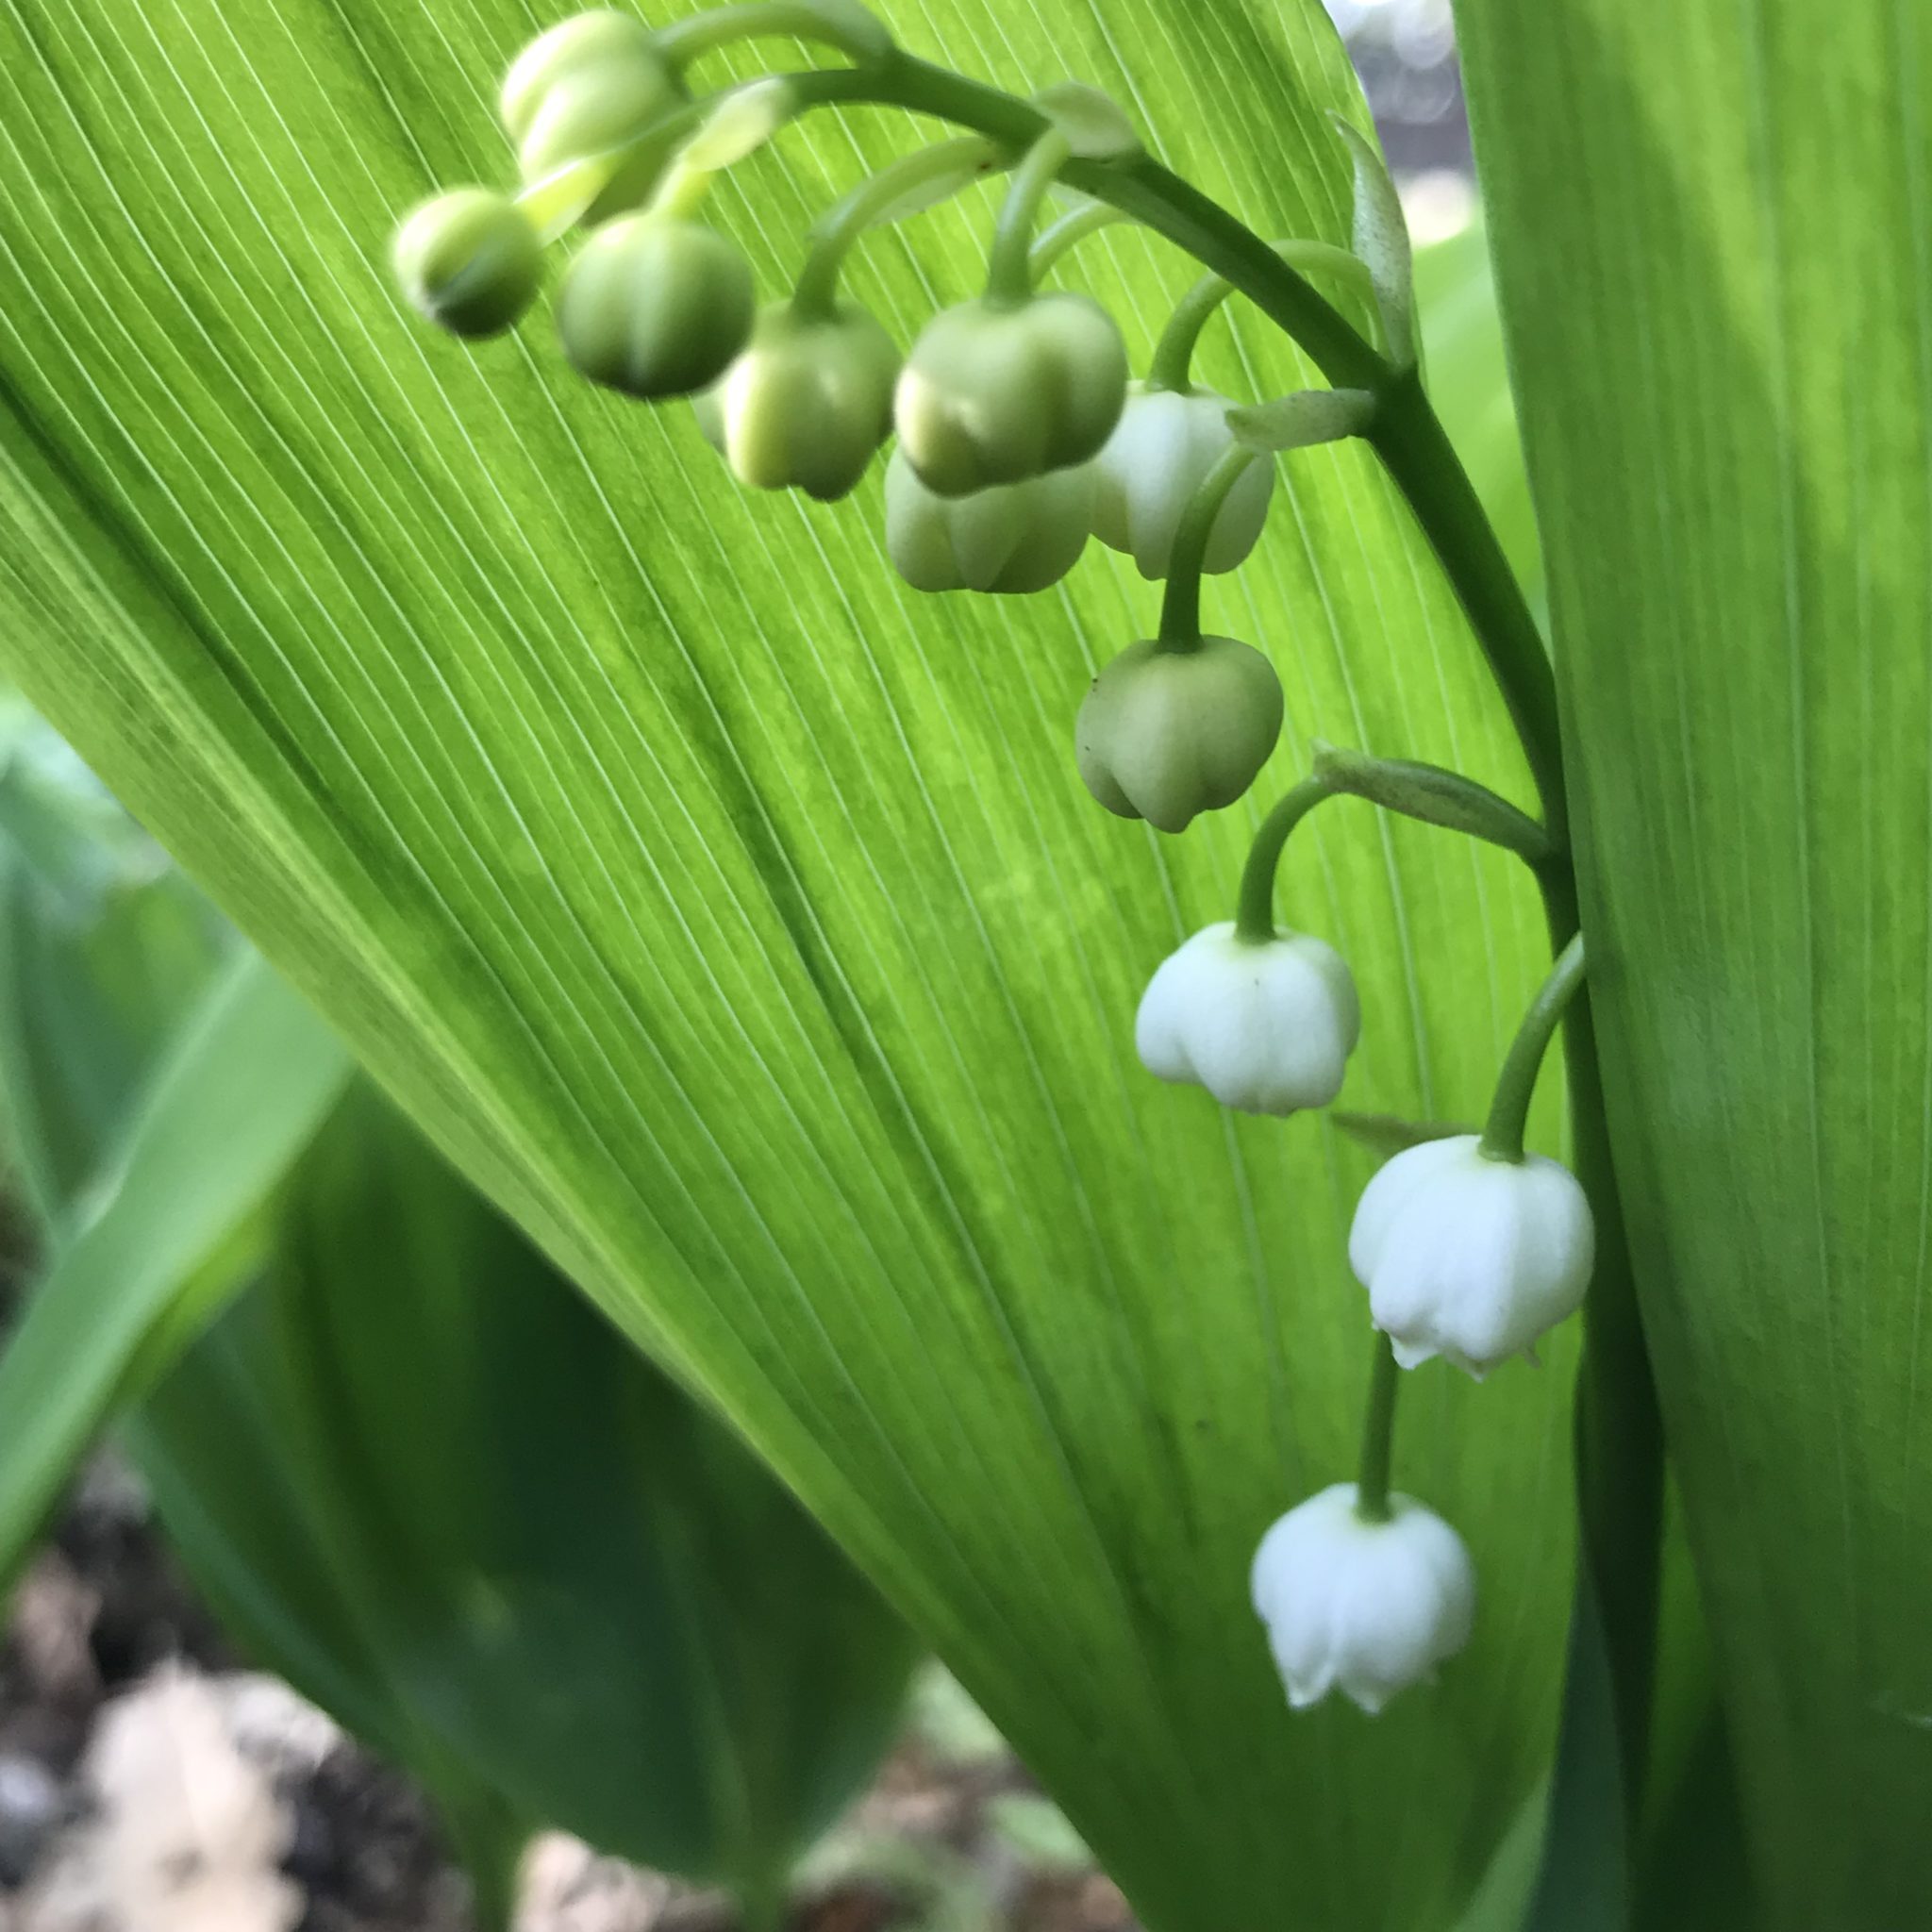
top-left (0, 949), bottom-right (351, 1595)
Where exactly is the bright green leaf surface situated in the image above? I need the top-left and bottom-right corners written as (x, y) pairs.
top-left (0, 947), bottom-right (350, 1592)
top-left (1457, 3), bottom-right (1932, 1923)
top-left (0, 3), bottom-right (1575, 1922)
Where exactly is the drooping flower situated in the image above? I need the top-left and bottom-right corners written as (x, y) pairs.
top-left (1091, 384), bottom-right (1274, 578)
top-left (1135, 922), bottom-right (1357, 1113)
top-left (1250, 1482), bottom-right (1475, 1714)
top-left (884, 450), bottom-right (1094, 594)
top-left (1074, 636), bottom-right (1283, 832)
top-left (694, 301), bottom-right (900, 500)
top-left (1349, 1133), bottom-right (1595, 1376)
top-left (558, 216), bottom-right (755, 399)
top-left (894, 294), bottom-right (1128, 495)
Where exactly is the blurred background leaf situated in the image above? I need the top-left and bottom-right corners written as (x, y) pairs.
top-left (0, 945), bottom-right (351, 1594)
top-left (0, 724), bottom-right (917, 1924)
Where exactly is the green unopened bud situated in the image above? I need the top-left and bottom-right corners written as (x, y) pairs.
top-left (885, 448), bottom-right (1092, 594)
top-left (502, 11), bottom-right (658, 139)
top-left (391, 188), bottom-right (541, 339)
top-left (693, 302), bottom-right (899, 500)
top-left (1075, 635), bottom-right (1284, 832)
top-left (894, 294), bottom-right (1127, 496)
top-left (1093, 385), bottom-right (1275, 579)
top-left (558, 215), bottom-right (755, 399)
top-left (506, 11), bottom-right (684, 223)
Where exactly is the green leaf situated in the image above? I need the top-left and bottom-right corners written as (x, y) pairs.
top-left (0, 948), bottom-right (352, 1595)
top-left (0, 726), bottom-right (230, 1225)
top-left (0, 3), bottom-right (1578, 1922)
top-left (1333, 116), bottom-right (1414, 370)
top-left (130, 1083), bottom-right (918, 1897)
top-left (1456, 2), bottom-right (1932, 1924)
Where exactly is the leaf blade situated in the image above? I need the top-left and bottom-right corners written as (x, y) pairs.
top-left (0, 3), bottom-right (1578, 1921)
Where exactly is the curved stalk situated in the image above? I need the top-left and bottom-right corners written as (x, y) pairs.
top-left (654, 0), bottom-right (883, 72)
top-left (1479, 933), bottom-right (1587, 1162)
top-left (1029, 198), bottom-right (1135, 278)
top-left (1147, 268), bottom-right (1236, 392)
top-left (1157, 443), bottom-right (1264, 647)
top-left (791, 136), bottom-right (1001, 316)
top-left (985, 125), bottom-right (1072, 302)
top-left (778, 54), bottom-right (1562, 835)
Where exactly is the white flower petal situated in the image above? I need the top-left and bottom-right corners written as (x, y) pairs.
top-left (1250, 1483), bottom-right (1475, 1716)
top-left (1133, 923), bottom-right (1359, 1115)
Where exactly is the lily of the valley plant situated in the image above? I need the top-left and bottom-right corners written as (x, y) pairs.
top-left (394, 2), bottom-right (1604, 1721)
top-left (10, 0), bottom-right (1919, 1923)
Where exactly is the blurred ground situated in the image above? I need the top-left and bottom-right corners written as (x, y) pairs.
top-left (0, 1464), bottom-right (1139, 1932)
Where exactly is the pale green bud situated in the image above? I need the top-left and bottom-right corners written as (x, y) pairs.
top-left (506, 12), bottom-right (683, 223)
top-left (501, 10), bottom-right (660, 140)
top-left (391, 188), bottom-right (541, 339)
top-left (558, 216), bottom-right (755, 399)
top-left (1092, 385), bottom-right (1275, 579)
top-left (1074, 635), bottom-right (1283, 832)
top-left (893, 294), bottom-right (1127, 496)
top-left (884, 448), bottom-right (1093, 594)
top-left (694, 302), bottom-right (899, 501)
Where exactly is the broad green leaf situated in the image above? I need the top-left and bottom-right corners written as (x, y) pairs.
top-left (131, 1084), bottom-right (918, 1903)
top-left (1457, 2), bottom-right (1932, 1923)
top-left (0, 722), bottom-right (229, 1224)
top-left (0, 3), bottom-right (1579, 1921)
top-left (0, 948), bottom-right (351, 1594)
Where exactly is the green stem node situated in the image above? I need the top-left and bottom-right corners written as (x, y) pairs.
top-left (1479, 931), bottom-right (1588, 1163)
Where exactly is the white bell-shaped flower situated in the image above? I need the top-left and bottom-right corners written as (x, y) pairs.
top-left (1091, 384), bottom-right (1275, 579)
top-left (1250, 1482), bottom-right (1475, 1713)
top-left (1349, 1134), bottom-right (1595, 1376)
top-left (1135, 922), bottom-right (1358, 1114)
